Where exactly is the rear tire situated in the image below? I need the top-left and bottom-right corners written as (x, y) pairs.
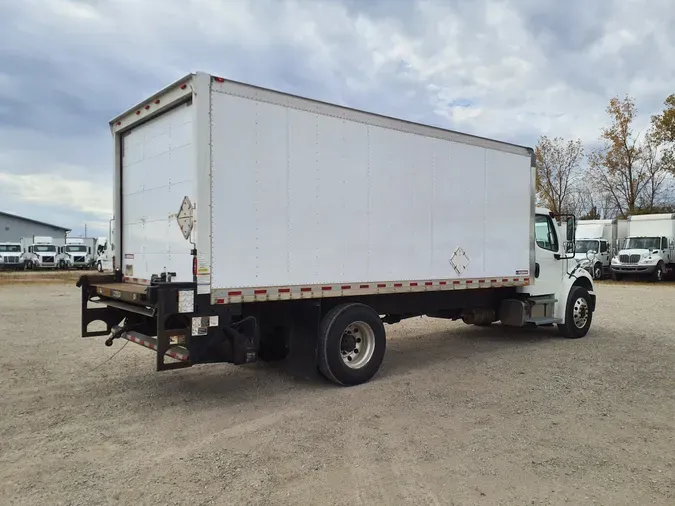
top-left (557, 286), bottom-right (593, 339)
top-left (318, 303), bottom-right (386, 386)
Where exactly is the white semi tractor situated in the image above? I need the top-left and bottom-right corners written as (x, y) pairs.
top-left (574, 219), bottom-right (627, 279)
top-left (76, 72), bottom-right (596, 386)
top-left (58, 238), bottom-right (95, 269)
top-left (0, 242), bottom-right (24, 270)
top-left (611, 213), bottom-right (675, 281)
top-left (21, 236), bottom-right (60, 269)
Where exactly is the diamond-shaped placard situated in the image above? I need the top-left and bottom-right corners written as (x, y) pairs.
top-left (449, 247), bottom-right (470, 275)
top-left (177, 196), bottom-right (194, 240)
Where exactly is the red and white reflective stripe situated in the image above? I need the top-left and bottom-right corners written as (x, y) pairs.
top-left (124, 333), bottom-right (189, 362)
top-left (123, 276), bottom-right (151, 286)
top-left (212, 277), bottom-right (531, 304)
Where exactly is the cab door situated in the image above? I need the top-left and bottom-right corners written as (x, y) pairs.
top-left (530, 213), bottom-right (564, 296)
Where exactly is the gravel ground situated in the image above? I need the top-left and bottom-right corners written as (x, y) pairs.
top-left (1, 281), bottom-right (675, 505)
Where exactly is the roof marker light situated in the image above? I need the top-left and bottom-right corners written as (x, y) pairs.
top-left (214, 77), bottom-right (225, 82)
top-left (144, 105), bottom-right (150, 110)
top-left (180, 84), bottom-right (187, 90)
top-left (154, 99), bottom-right (160, 104)
top-left (135, 110), bottom-right (141, 115)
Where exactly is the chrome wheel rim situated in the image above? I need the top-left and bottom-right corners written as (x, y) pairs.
top-left (657, 268), bottom-right (663, 281)
top-left (340, 321), bottom-right (375, 369)
top-left (572, 297), bottom-right (589, 329)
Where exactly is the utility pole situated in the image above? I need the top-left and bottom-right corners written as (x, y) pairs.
top-left (84, 224), bottom-right (87, 238)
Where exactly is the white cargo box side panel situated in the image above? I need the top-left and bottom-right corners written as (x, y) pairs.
top-left (210, 85), bottom-right (531, 290)
top-left (121, 101), bottom-right (196, 283)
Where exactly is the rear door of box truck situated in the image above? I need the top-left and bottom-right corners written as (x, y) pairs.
top-left (117, 93), bottom-right (196, 284)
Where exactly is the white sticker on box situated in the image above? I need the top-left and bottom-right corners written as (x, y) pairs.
top-left (209, 315), bottom-right (219, 327)
top-left (197, 284), bottom-right (210, 295)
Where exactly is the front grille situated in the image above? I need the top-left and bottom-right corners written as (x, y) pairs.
top-left (74, 256), bottom-right (85, 262)
top-left (619, 254), bottom-right (641, 264)
top-left (43, 256), bottom-right (54, 263)
top-left (3, 256), bottom-right (18, 263)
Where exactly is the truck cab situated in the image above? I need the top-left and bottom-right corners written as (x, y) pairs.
top-left (58, 239), bottom-right (93, 270)
top-left (22, 236), bottom-right (58, 269)
top-left (612, 236), bottom-right (673, 281)
top-left (0, 242), bottom-right (24, 270)
top-left (611, 213), bottom-right (675, 281)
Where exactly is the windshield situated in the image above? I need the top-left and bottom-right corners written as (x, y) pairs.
top-left (66, 245), bottom-right (87, 252)
top-left (575, 240), bottom-right (599, 254)
top-left (624, 237), bottom-right (660, 250)
top-left (34, 245), bottom-right (56, 253)
top-left (0, 245), bottom-right (21, 252)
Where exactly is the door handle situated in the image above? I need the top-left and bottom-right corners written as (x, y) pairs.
top-left (535, 262), bottom-right (540, 278)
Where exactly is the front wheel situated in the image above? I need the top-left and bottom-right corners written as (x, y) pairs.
top-left (558, 286), bottom-right (593, 339)
top-left (318, 303), bottom-right (386, 386)
top-left (593, 263), bottom-right (603, 280)
top-left (652, 262), bottom-right (665, 282)
top-left (96, 261), bottom-right (103, 273)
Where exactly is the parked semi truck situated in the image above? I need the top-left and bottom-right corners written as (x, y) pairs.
top-left (611, 213), bottom-right (675, 281)
top-left (575, 219), bottom-right (627, 279)
top-left (0, 242), bottom-right (24, 270)
top-left (76, 72), bottom-right (596, 386)
top-left (94, 219), bottom-right (115, 272)
top-left (58, 238), bottom-right (95, 269)
top-left (21, 236), bottom-right (60, 269)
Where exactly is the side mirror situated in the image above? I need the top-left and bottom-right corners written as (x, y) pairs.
top-left (88, 247), bottom-right (91, 254)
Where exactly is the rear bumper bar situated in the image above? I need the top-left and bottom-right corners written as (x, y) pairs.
top-left (77, 274), bottom-right (255, 371)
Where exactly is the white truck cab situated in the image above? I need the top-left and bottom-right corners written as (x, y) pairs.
top-left (611, 214), bottom-right (675, 281)
top-left (21, 236), bottom-right (59, 269)
top-left (573, 219), bottom-right (625, 280)
top-left (0, 242), bottom-right (24, 270)
top-left (58, 238), bottom-right (94, 269)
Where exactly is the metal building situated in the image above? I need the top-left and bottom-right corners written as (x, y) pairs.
top-left (0, 211), bottom-right (71, 243)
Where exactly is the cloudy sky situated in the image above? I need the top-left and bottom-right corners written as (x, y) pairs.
top-left (1, 0), bottom-right (674, 236)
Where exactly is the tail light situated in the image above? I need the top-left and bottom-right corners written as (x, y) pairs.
top-left (193, 256), bottom-right (197, 276)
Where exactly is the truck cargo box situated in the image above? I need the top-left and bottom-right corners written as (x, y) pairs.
top-left (112, 72), bottom-right (534, 304)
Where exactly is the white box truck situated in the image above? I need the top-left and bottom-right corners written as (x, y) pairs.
top-left (76, 72), bottom-right (596, 385)
top-left (574, 219), bottom-right (627, 279)
top-left (611, 213), bottom-right (675, 281)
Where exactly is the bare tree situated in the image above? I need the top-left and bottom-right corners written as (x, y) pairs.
top-left (535, 135), bottom-right (584, 214)
top-left (589, 96), bottom-right (669, 217)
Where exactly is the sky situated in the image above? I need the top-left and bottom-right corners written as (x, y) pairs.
top-left (1, 0), bottom-right (674, 237)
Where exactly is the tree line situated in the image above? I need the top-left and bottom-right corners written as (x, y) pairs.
top-left (536, 94), bottom-right (675, 219)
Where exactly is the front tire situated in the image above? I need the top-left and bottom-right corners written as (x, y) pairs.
top-left (558, 286), bottom-right (593, 339)
top-left (318, 303), bottom-right (386, 386)
top-left (97, 261), bottom-right (103, 273)
top-left (653, 262), bottom-right (664, 282)
top-left (593, 263), bottom-right (603, 280)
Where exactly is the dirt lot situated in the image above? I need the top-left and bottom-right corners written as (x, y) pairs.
top-left (1, 281), bottom-right (674, 505)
